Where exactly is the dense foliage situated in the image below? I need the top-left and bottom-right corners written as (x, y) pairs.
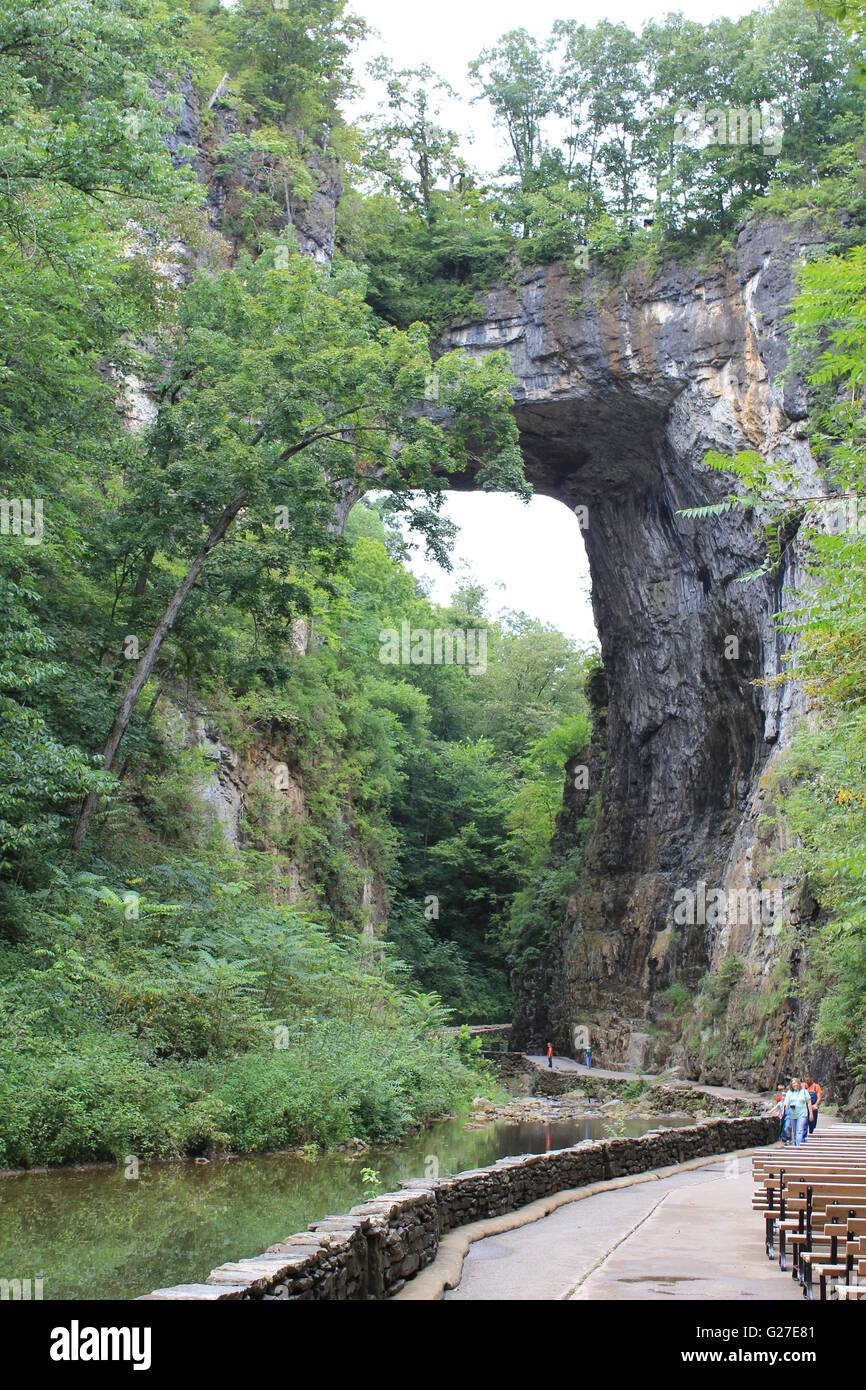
top-left (344, 0), bottom-right (866, 329)
top-left (0, 485), bottom-right (593, 1164)
top-left (0, 0), bottom-right (598, 1166)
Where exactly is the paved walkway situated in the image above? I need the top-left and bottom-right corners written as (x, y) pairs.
top-left (525, 1053), bottom-right (641, 1082)
top-left (443, 1164), bottom-right (799, 1302)
top-left (524, 1054), bottom-right (767, 1104)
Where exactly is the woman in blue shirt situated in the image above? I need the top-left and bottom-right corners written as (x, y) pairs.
top-left (781, 1077), bottom-right (814, 1146)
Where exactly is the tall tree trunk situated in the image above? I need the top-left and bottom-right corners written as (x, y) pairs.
top-left (71, 488), bottom-right (249, 850)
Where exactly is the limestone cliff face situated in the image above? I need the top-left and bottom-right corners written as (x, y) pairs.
top-left (161, 73), bottom-right (341, 269)
top-left (147, 85), bottom-right (831, 1082)
top-left (441, 215), bottom-right (828, 1077)
top-left (158, 690), bottom-right (388, 933)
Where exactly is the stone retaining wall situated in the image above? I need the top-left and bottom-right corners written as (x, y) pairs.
top-left (142, 1115), bottom-right (777, 1301)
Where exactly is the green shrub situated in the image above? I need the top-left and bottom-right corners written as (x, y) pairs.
top-left (660, 982), bottom-right (690, 1013)
top-left (623, 1079), bottom-right (649, 1101)
top-left (0, 1033), bottom-right (185, 1168)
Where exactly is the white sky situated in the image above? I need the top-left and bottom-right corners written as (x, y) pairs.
top-left (348, 0), bottom-right (763, 177)
top-left (400, 492), bottom-right (596, 646)
top-left (347, 0), bottom-right (762, 643)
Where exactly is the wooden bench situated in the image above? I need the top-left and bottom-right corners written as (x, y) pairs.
top-left (796, 1202), bottom-right (866, 1291)
top-left (761, 1178), bottom-right (866, 1262)
top-left (804, 1222), bottom-right (866, 1300)
top-left (753, 1145), bottom-right (866, 1196)
top-left (774, 1186), bottom-right (866, 1270)
top-left (752, 1148), bottom-right (866, 1212)
top-left (748, 1132), bottom-right (866, 1299)
top-left (755, 1163), bottom-right (866, 1215)
top-left (836, 1262), bottom-right (866, 1301)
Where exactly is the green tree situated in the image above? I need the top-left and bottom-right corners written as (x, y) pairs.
top-left (71, 250), bottom-right (523, 846)
top-left (0, 579), bottom-right (106, 885)
top-left (362, 60), bottom-right (461, 224)
top-left (226, 0), bottom-right (366, 131)
top-left (469, 30), bottom-right (555, 195)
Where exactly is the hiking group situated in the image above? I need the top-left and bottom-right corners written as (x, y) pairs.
top-left (545, 1042), bottom-right (592, 1069)
top-left (777, 1074), bottom-right (823, 1145)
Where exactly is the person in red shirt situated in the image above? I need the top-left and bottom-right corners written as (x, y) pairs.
top-left (547, 1042), bottom-right (554, 1069)
top-left (805, 1075), bottom-right (823, 1133)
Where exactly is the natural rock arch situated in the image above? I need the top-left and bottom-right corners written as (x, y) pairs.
top-left (440, 215), bottom-right (825, 1068)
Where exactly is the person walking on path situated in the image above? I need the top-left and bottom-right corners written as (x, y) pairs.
top-left (585, 1044), bottom-right (592, 1069)
top-left (781, 1076), bottom-right (814, 1147)
top-left (547, 1042), bottom-right (554, 1069)
top-left (776, 1088), bottom-right (791, 1143)
top-left (805, 1075), bottom-right (822, 1134)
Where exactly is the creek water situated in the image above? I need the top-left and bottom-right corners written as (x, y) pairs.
top-left (0, 1111), bottom-right (689, 1299)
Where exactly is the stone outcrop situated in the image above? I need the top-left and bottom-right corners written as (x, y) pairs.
top-left (440, 215), bottom-right (829, 1074)
top-left (141, 1115), bottom-right (777, 1300)
top-left (158, 690), bottom-right (387, 929)
top-left (111, 86), bottom-right (369, 916)
top-left (159, 73), bottom-right (341, 270)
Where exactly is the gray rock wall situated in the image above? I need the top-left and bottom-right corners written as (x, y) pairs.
top-left (158, 73), bottom-right (341, 268)
top-left (157, 689), bottom-right (387, 930)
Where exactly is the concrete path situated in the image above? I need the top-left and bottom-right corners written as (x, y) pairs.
top-left (572, 1169), bottom-right (801, 1301)
top-left (443, 1164), bottom-right (799, 1302)
top-left (524, 1053), bottom-right (641, 1082)
top-left (524, 1054), bottom-right (767, 1104)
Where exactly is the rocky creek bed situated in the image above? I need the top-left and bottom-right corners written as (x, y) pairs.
top-left (465, 1073), bottom-right (767, 1135)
